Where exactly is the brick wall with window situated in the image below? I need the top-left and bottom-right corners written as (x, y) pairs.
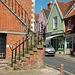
top-left (65, 16), bottom-right (75, 35)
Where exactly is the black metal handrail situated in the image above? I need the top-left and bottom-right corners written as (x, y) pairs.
top-left (3, 0), bottom-right (30, 28)
top-left (9, 27), bottom-right (46, 67)
top-left (9, 35), bottom-right (27, 67)
top-left (9, 33), bottom-right (35, 67)
top-left (1, 0), bottom-right (46, 68)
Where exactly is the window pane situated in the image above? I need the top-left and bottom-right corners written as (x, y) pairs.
top-left (53, 17), bottom-right (57, 29)
top-left (41, 22), bottom-right (43, 31)
top-left (68, 20), bottom-right (71, 29)
top-left (55, 23), bottom-right (57, 28)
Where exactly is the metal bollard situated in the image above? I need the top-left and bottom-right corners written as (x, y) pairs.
top-left (60, 64), bottom-right (64, 75)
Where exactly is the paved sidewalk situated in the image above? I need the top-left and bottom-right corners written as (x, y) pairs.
top-left (0, 66), bottom-right (60, 75)
top-left (55, 54), bottom-right (75, 62)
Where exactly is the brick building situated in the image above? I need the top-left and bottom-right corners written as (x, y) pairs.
top-left (0, 0), bottom-right (35, 59)
top-left (64, 1), bottom-right (75, 55)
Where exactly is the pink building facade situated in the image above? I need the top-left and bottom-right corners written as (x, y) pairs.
top-left (36, 8), bottom-right (50, 33)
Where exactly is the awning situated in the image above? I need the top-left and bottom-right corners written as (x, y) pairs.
top-left (65, 33), bottom-right (75, 38)
top-left (46, 34), bottom-right (64, 40)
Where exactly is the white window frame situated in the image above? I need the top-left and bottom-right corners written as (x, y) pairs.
top-left (68, 20), bottom-right (71, 30)
top-left (53, 16), bottom-right (57, 29)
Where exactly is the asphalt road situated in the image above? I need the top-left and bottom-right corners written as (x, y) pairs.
top-left (45, 56), bottom-right (75, 75)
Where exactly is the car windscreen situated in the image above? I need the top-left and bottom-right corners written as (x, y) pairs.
top-left (45, 44), bottom-right (52, 48)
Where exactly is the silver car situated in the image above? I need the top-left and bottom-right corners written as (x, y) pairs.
top-left (45, 44), bottom-right (55, 56)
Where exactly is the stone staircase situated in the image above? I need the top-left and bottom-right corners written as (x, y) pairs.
top-left (6, 35), bottom-right (46, 70)
top-left (0, 36), bottom-right (46, 70)
top-left (0, 59), bottom-right (9, 70)
top-left (0, 0), bottom-right (46, 70)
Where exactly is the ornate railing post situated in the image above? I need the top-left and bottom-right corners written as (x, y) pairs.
top-left (11, 48), bottom-right (13, 67)
top-left (23, 37), bottom-right (24, 57)
top-left (31, 36), bottom-right (32, 50)
top-left (26, 35), bottom-right (28, 54)
top-left (19, 40), bottom-right (20, 61)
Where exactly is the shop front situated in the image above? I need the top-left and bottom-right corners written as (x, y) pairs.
top-left (65, 33), bottom-right (75, 55)
top-left (65, 37), bottom-right (72, 54)
top-left (51, 36), bottom-right (65, 54)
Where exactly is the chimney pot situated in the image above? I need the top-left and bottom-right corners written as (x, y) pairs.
top-left (49, 1), bottom-right (52, 3)
top-left (47, 0), bottom-right (53, 10)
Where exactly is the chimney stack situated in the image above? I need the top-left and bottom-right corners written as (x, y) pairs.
top-left (47, 1), bottom-right (53, 10)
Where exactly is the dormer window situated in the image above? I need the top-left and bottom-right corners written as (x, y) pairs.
top-left (53, 16), bottom-right (57, 29)
top-left (68, 20), bottom-right (71, 30)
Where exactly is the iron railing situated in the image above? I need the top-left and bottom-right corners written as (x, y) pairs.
top-left (9, 34), bottom-right (32, 67)
top-left (9, 27), bottom-right (46, 67)
top-left (1, 0), bottom-right (46, 68)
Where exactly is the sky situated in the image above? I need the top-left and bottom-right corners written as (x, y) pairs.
top-left (35, 0), bottom-right (71, 14)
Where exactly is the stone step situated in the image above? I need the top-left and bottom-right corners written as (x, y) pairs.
top-left (13, 64), bottom-right (18, 70)
top-left (0, 64), bottom-right (7, 67)
top-left (0, 60), bottom-right (9, 64)
top-left (25, 54), bottom-right (30, 58)
top-left (42, 42), bottom-right (46, 46)
top-left (0, 67), bottom-right (4, 70)
top-left (28, 51), bottom-right (34, 55)
top-left (0, 59), bottom-right (9, 70)
top-left (20, 57), bottom-right (26, 62)
top-left (33, 48), bottom-right (37, 52)
top-left (37, 45), bottom-right (43, 49)
top-left (4, 66), bottom-right (13, 71)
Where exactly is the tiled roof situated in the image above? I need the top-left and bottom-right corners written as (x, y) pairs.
top-left (35, 14), bottom-right (39, 21)
top-left (66, 9), bottom-right (75, 18)
top-left (57, 0), bottom-right (75, 17)
top-left (42, 8), bottom-right (50, 20)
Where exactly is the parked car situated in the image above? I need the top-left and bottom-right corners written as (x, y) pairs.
top-left (45, 44), bottom-right (55, 56)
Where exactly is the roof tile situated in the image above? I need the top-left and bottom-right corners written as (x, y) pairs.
top-left (35, 14), bottom-right (39, 21)
top-left (66, 9), bottom-right (75, 18)
top-left (57, 0), bottom-right (75, 17)
top-left (42, 8), bottom-right (50, 19)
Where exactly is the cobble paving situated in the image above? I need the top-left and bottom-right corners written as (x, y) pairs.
top-left (0, 66), bottom-right (60, 75)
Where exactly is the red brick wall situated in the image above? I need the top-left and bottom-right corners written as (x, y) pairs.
top-left (16, 0), bottom-right (34, 29)
top-left (0, 0), bottom-right (33, 58)
top-left (14, 47), bottom-right (45, 70)
top-left (0, 2), bottom-right (26, 32)
top-left (0, 0), bottom-right (34, 30)
top-left (6, 34), bottom-right (26, 58)
top-left (65, 16), bottom-right (75, 35)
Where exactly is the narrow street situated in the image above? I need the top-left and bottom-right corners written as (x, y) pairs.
top-left (45, 56), bottom-right (75, 75)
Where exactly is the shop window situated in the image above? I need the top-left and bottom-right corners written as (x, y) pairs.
top-left (67, 41), bottom-right (72, 48)
top-left (58, 39), bottom-right (64, 49)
